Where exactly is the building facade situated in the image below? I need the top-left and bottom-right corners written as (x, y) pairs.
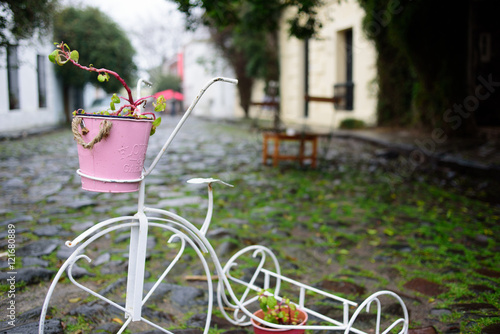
top-left (279, 0), bottom-right (377, 132)
top-left (0, 37), bottom-right (64, 136)
top-left (182, 28), bottom-right (243, 120)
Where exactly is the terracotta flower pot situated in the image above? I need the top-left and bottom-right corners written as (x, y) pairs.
top-left (251, 309), bottom-right (308, 334)
top-left (72, 115), bottom-right (153, 193)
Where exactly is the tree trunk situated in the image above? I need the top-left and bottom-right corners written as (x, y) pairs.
top-left (232, 54), bottom-right (253, 118)
top-left (210, 28), bottom-right (253, 118)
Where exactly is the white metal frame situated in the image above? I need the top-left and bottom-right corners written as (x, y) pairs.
top-left (39, 77), bottom-right (409, 334)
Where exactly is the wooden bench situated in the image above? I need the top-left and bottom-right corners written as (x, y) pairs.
top-left (262, 132), bottom-right (318, 168)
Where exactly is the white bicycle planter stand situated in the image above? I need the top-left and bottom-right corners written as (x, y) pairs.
top-left (39, 77), bottom-right (409, 334)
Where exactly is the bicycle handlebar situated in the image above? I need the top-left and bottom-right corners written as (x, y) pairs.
top-left (144, 77), bottom-right (238, 176)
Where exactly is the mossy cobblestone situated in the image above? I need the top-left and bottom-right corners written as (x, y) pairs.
top-left (0, 116), bottom-right (498, 333)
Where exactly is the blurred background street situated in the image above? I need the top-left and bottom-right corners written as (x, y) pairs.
top-left (0, 0), bottom-right (499, 333)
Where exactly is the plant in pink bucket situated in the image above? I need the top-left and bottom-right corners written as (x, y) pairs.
top-left (49, 42), bottom-right (166, 192)
top-left (251, 290), bottom-right (308, 334)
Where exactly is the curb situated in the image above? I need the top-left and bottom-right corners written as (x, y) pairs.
top-left (329, 131), bottom-right (500, 178)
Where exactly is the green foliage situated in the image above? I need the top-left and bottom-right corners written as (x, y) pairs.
top-left (258, 290), bottom-right (300, 326)
top-left (170, 0), bottom-right (322, 116)
top-left (339, 118), bottom-right (366, 129)
top-left (153, 95), bottom-right (166, 112)
top-left (357, 0), bottom-right (470, 133)
top-left (286, 0), bottom-right (324, 39)
top-left (0, 0), bottom-right (57, 47)
top-left (52, 6), bottom-right (137, 93)
top-left (150, 115), bottom-right (162, 135)
top-left (110, 93), bottom-right (120, 110)
top-left (175, 0), bottom-right (322, 78)
top-left (64, 314), bottom-right (92, 332)
top-left (50, 41), bottom-right (166, 133)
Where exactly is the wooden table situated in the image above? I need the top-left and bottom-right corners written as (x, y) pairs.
top-left (262, 132), bottom-right (318, 168)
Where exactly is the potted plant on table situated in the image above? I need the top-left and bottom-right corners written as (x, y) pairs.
top-left (49, 42), bottom-right (166, 193)
top-left (251, 289), bottom-right (308, 334)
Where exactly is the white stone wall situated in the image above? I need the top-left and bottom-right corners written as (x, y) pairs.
top-left (182, 30), bottom-right (242, 119)
top-left (279, 0), bottom-right (377, 131)
top-left (0, 38), bottom-right (65, 135)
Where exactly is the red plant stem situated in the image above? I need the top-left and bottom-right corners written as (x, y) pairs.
top-left (68, 59), bottom-right (135, 105)
top-left (116, 104), bottom-right (135, 115)
top-left (141, 112), bottom-right (156, 118)
top-left (59, 44), bottom-right (134, 106)
top-left (135, 95), bottom-right (154, 105)
top-left (115, 104), bottom-right (156, 119)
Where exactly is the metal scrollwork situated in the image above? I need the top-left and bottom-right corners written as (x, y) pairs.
top-left (40, 78), bottom-right (409, 333)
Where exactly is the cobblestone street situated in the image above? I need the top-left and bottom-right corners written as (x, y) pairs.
top-left (0, 115), bottom-right (286, 333)
top-left (0, 115), bottom-right (499, 334)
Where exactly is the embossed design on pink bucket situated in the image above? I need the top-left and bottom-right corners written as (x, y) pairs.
top-left (75, 115), bottom-right (153, 193)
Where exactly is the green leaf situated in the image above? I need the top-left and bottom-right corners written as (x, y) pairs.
top-left (111, 93), bottom-right (120, 104)
top-left (98, 72), bottom-right (110, 82)
top-left (70, 50), bottom-right (79, 62)
top-left (153, 95), bottom-right (166, 112)
top-left (48, 50), bottom-right (58, 63)
top-left (267, 295), bottom-right (277, 309)
top-left (259, 296), bottom-right (268, 311)
top-left (383, 228), bottom-right (395, 236)
top-left (121, 107), bottom-right (131, 116)
top-left (264, 313), bottom-right (275, 323)
top-left (110, 102), bottom-right (115, 111)
top-left (55, 53), bottom-right (67, 66)
top-left (152, 117), bottom-right (161, 126)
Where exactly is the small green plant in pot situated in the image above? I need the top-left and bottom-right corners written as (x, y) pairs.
top-left (251, 289), bottom-right (308, 334)
top-left (48, 42), bottom-right (167, 193)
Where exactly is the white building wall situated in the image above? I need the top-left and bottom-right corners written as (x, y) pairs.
top-left (0, 38), bottom-right (64, 135)
top-left (182, 30), bottom-right (242, 119)
top-left (279, 0), bottom-right (377, 130)
top-left (279, 32), bottom-right (305, 123)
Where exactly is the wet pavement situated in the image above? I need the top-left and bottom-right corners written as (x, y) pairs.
top-left (0, 115), bottom-right (498, 333)
top-left (331, 127), bottom-right (500, 178)
top-left (0, 115), bottom-right (270, 334)
top-left (291, 121), bottom-right (500, 179)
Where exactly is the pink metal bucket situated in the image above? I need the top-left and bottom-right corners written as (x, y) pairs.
top-left (73, 115), bottom-right (153, 193)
